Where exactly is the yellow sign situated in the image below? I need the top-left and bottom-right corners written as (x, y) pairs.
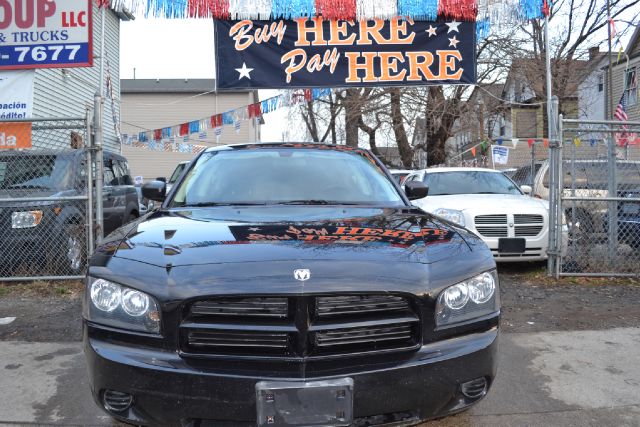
top-left (0, 123), bottom-right (32, 149)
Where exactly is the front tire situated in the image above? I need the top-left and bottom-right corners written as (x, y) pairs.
top-left (57, 224), bottom-right (85, 275)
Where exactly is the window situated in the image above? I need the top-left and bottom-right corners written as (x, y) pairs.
top-left (598, 74), bottom-right (604, 92)
top-left (172, 148), bottom-right (404, 207)
top-left (422, 171), bottom-right (522, 196)
top-left (104, 161), bottom-right (117, 186)
top-left (117, 161), bottom-right (133, 185)
top-left (625, 68), bottom-right (637, 106)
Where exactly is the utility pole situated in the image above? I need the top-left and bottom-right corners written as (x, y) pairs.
top-left (607, 0), bottom-right (614, 120)
top-left (94, 6), bottom-right (106, 244)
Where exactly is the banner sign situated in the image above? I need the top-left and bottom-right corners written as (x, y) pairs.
top-left (0, 0), bottom-right (93, 70)
top-left (0, 123), bottom-right (32, 149)
top-left (491, 145), bottom-right (509, 165)
top-left (228, 224), bottom-right (454, 247)
top-left (215, 18), bottom-right (476, 89)
top-left (0, 70), bottom-right (35, 119)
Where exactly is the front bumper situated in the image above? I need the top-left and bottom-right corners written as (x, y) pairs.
top-left (0, 223), bottom-right (65, 271)
top-left (477, 233), bottom-right (549, 262)
top-left (85, 327), bottom-right (499, 426)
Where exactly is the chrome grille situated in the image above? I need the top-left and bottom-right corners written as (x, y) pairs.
top-left (515, 226), bottom-right (544, 237)
top-left (514, 214), bottom-right (543, 224)
top-left (316, 295), bottom-right (410, 318)
top-left (191, 297), bottom-right (288, 319)
top-left (475, 226), bottom-right (509, 237)
top-left (474, 215), bottom-right (508, 225)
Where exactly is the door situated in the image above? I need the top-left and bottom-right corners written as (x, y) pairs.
top-left (102, 158), bottom-right (120, 235)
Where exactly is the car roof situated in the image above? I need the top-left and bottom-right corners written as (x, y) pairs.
top-left (205, 142), bottom-right (368, 154)
top-left (0, 149), bottom-right (83, 158)
top-left (415, 167), bottom-right (502, 174)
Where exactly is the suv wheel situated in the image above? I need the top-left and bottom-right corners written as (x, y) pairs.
top-left (59, 225), bottom-right (85, 275)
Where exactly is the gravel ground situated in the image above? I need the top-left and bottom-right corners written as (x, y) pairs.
top-left (1, 263), bottom-right (639, 341)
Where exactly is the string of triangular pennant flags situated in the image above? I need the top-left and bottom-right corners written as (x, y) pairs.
top-left (119, 88), bottom-right (333, 154)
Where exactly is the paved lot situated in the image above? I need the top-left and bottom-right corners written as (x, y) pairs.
top-left (0, 328), bottom-right (639, 426)
top-left (1, 267), bottom-right (639, 426)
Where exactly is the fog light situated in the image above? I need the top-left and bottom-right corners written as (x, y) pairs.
top-left (103, 390), bottom-right (133, 412)
top-left (460, 377), bottom-right (488, 399)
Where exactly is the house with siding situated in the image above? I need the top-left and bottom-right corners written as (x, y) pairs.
top-left (33, 4), bottom-right (129, 153)
top-left (606, 25), bottom-right (640, 123)
top-left (120, 79), bottom-right (262, 181)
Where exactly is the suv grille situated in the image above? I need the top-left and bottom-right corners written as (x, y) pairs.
top-left (316, 295), bottom-right (410, 318)
top-left (181, 295), bottom-right (420, 359)
top-left (191, 297), bottom-right (288, 319)
top-left (186, 329), bottom-right (290, 356)
top-left (514, 214), bottom-right (544, 237)
top-left (315, 323), bottom-right (415, 350)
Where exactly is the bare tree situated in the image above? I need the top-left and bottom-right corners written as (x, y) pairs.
top-left (295, 0), bottom-right (638, 166)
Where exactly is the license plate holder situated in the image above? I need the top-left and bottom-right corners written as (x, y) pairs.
top-left (256, 378), bottom-right (353, 426)
top-left (498, 238), bottom-right (526, 253)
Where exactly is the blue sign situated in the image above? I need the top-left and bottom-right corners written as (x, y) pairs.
top-left (215, 18), bottom-right (476, 89)
top-left (0, 1), bottom-right (93, 70)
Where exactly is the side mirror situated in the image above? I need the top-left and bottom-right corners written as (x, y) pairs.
top-left (155, 177), bottom-right (167, 183)
top-left (521, 185), bottom-right (533, 195)
top-left (405, 181), bottom-right (429, 200)
top-left (142, 180), bottom-right (167, 202)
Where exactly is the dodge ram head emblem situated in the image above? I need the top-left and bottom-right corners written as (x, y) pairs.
top-left (294, 269), bottom-right (311, 281)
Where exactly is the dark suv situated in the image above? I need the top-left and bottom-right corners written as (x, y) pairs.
top-left (0, 149), bottom-right (139, 276)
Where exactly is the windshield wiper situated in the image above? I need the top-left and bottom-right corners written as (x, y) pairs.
top-left (183, 202), bottom-right (267, 207)
top-left (273, 200), bottom-right (362, 205)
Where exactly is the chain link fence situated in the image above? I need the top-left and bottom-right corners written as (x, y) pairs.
top-left (0, 117), bottom-right (92, 281)
top-left (549, 117), bottom-right (640, 276)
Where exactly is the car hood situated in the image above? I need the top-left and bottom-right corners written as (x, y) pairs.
top-left (95, 206), bottom-right (478, 268)
top-left (415, 193), bottom-right (548, 213)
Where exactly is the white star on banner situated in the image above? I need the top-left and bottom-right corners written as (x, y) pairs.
top-left (236, 63), bottom-right (254, 80)
top-left (248, 227), bottom-right (261, 232)
top-left (448, 35), bottom-right (460, 48)
top-left (426, 25), bottom-right (437, 37)
top-left (446, 21), bottom-right (461, 33)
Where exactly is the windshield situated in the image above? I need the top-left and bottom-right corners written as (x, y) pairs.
top-left (0, 155), bottom-right (72, 190)
top-left (423, 171), bottom-right (522, 196)
top-left (171, 148), bottom-right (404, 207)
top-left (168, 162), bottom-right (188, 184)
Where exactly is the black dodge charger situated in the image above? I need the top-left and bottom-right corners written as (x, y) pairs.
top-left (84, 143), bottom-right (499, 426)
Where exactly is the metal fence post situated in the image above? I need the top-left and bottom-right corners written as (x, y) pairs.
top-left (607, 133), bottom-right (618, 265)
top-left (86, 109), bottom-right (95, 258)
top-left (530, 140), bottom-right (536, 189)
top-left (547, 97), bottom-right (560, 278)
top-left (94, 92), bottom-right (104, 244)
top-left (555, 113), bottom-right (564, 279)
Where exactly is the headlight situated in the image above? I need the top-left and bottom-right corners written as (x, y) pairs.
top-left (84, 278), bottom-right (160, 334)
top-left (12, 211), bottom-right (43, 228)
top-left (436, 270), bottom-right (499, 327)
top-left (433, 208), bottom-right (465, 226)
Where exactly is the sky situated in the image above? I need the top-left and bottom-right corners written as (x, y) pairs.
top-left (119, 18), bottom-right (287, 142)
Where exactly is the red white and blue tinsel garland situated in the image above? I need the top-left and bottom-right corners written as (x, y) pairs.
top-left (99, 0), bottom-right (550, 25)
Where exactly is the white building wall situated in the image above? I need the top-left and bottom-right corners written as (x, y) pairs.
top-left (32, 4), bottom-right (121, 153)
top-left (579, 68), bottom-right (605, 121)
